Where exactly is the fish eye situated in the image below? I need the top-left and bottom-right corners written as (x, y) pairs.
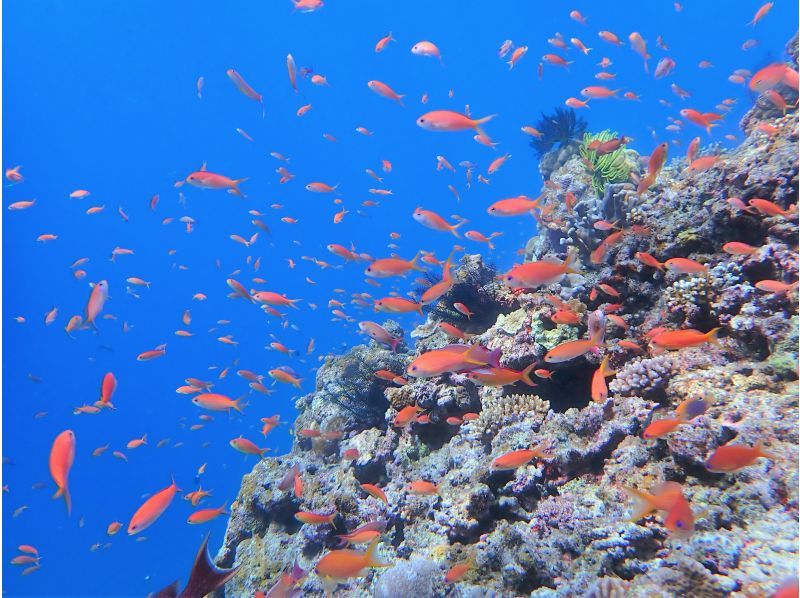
top-left (410, 366), bottom-right (417, 371)
top-left (419, 118), bottom-right (425, 123)
top-left (675, 520), bottom-right (684, 528)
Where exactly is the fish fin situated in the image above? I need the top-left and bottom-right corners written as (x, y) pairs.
top-left (233, 398), bottom-right (248, 414)
top-left (600, 355), bottom-right (617, 377)
top-left (563, 248), bottom-right (580, 275)
top-left (461, 344), bottom-right (485, 366)
top-left (706, 327), bottom-right (722, 344)
top-left (520, 363), bottom-right (537, 387)
top-left (756, 442), bottom-right (780, 462)
top-left (474, 114), bottom-right (498, 137)
top-left (179, 533), bottom-right (240, 598)
top-left (450, 219), bottom-right (467, 238)
top-left (230, 178), bottom-right (248, 198)
top-left (365, 538), bottom-right (391, 568)
top-left (621, 486), bottom-right (656, 521)
top-left (409, 252), bottom-right (426, 273)
top-left (148, 580), bottom-right (179, 598)
top-left (54, 485), bottom-right (71, 516)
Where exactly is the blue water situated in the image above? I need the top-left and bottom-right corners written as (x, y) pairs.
top-left (3, 1), bottom-right (796, 595)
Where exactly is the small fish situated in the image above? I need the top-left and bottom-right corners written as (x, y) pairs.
top-left (705, 443), bottom-right (777, 472)
top-left (491, 444), bottom-right (552, 470)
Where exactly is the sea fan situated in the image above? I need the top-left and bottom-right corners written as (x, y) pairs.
top-left (530, 107), bottom-right (588, 156)
top-left (579, 130), bottom-right (634, 198)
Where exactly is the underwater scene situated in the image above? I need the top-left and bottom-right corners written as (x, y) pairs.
top-left (3, 0), bottom-right (800, 596)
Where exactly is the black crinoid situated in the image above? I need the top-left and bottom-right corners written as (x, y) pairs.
top-left (530, 107), bottom-right (588, 157)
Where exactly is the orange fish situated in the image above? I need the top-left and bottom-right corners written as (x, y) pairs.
top-left (49, 430), bottom-right (76, 515)
top-left (226, 69), bottom-right (263, 115)
top-left (360, 483), bottom-right (388, 504)
top-left (679, 108), bottom-right (720, 135)
top-left (126, 434), bottom-right (148, 449)
top-left (269, 368), bottom-right (303, 388)
top-left (643, 418), bottom-right (691, 439)
top-left (315, 538), bottom-right (390, 592)
top-left (413, 208), bottom-right (466, 237)
top-left (635, 252), bottom-right (664, 271)
top-left (502, 252), bottom-right (578, 288)
top-left (664, 257), bottom-right (707, 274)
top-left (590, 355), bottom-right (616, 402)
top-left (374, 297), bottom-right (423, 314)
top-left (466, 363), bottom-right (536, 387)
top-left (192, 393), bottom-right (246, 414)
top-left (748, 198), bottom-right (797, 218)
top-left (393, 404), bottom-right (424, 427)
top-left (187, 503), bottom-right (228, 524)
top-left (365, 255), bottom-right (424, 278)
top-left (84, 280), bottom-right (109, 329)
top-left (416, 110), bottom-right (495, 134)
top-left (411, 40), bottom-right (443, 62)
top-left (96, 372), bottom-right (117, 408)
top-left (688, 156), bottom-right (720, 172)
top-left (755, 280), bottom-right (798, 294)
top-left (722, 242), bottom-right (759, 255)
top-left (544, 326), bottom-right (604, 363)
top-left (295, 509), bottom-right (337, 525)
top-left (407, 480), bottom-right (440, 495)
top-left (445, 557), bottom-right (476, 584)
top-left (650, 327), bottom-right (720, 352)
top-left (185, 164), bottom-right (248, 197)
top-left (406, 345), bottom-right (490, 378)
top-left (375, 32), bottom-right (395, 53)
top-left (230, 437), bottom-right (268, 459)
top-left (748, 2), bottom-right (773, 25)
top-left (128, 477), bottom-right (180, 534)
top-left (487, 195), bottom-right (541, 216)
top-left (705, 443), bottom-right (777, 472)
top-left (623, 481), bottom-right (698, 537)
top-left (491, 444), bottom-right (552, 470)
top-left (367, 80), bottom-right (405, 105)
top-left (580, 86), bottom-right (618, 99)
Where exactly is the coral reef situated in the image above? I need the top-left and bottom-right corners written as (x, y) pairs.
top-left (215, 51), bottom-right (799, 597)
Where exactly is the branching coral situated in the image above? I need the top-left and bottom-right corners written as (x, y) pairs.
top-left (530, 107), bottom-right (588, 156)
top-left (467, 392), bottom-right (549, 437)
top-left (579, 130), bottom-right (634, 198)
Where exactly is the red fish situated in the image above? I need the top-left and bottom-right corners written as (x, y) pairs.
top-left (49, 430), bottom-right (76, 515)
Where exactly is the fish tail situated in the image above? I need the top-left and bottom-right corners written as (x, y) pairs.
top-left (230, 178), bottom-right (249, 197)
top-left (706, 327), bottom-right (722, 344)
top-left (362, 537), bottom-right (390, 568)
top-left (474, 114), bottom-right (498, 137)
top-left (293, 379), bottom-right (303, 389)
top-left (142, 434), bottom-right (148, 445)
top-left (54, 485), bottom-right (72, 516)
top-left (563, 249), bottom-right (580, 275)
top-left (520, 363), bottom-right (537, 387)
top-left (259, 448), bottom-right (269, 460)
top-left (233, 398), bottom-right (248, 414)
top-left (756, 442), bottom-right (780, 462)
top-left (409, 252), bottom-right (426, 273)
top-left (450, 219), bottom-right (467, 238)
top-left (600, 355), bottom-right (617, 377)
top-left (621, 486), bottom-right (656, 521)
